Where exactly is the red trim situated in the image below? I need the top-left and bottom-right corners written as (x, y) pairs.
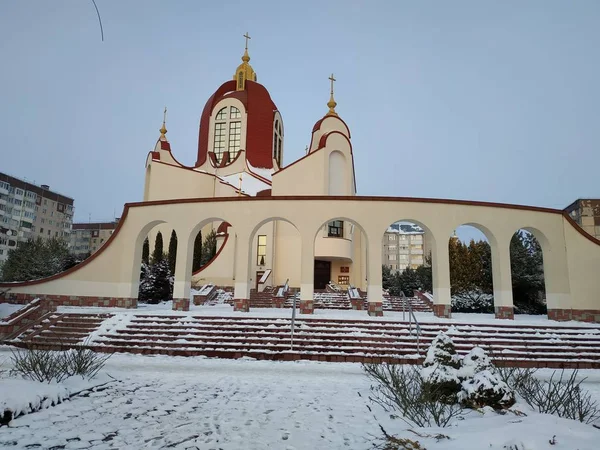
top-left (191, 233), bottom-right (230, 276)
top-left (216, 221), bottom-right (231, 234)
top-left (256, 189), bottom-right (272, 197)
top-left (124, 195), bottom-right (564, 213)
top-left (151, 151), bottom-right (161, 160)
top-left (311, 114), bottom-right (351, 138)
top-left (160, 141), bottom-right (171, 151)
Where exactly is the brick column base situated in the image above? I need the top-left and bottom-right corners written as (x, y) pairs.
top-left (495, 306), bottom-right (514, 320)
top-left (272, 297), bottom-right (286, 308)
top-left (350, 298), bottom-right (364, 310)
top-left (572, 309), bottom-right (600, 323)
top-left (172, 298), bottom-right (190, 311)
top-left (548, 309), bottom-right (572, 321)
top-left (367, 302), bottom-right (383, 317)
top-left (299, 300), bottom-right (314, 314)
top-left (549, 309), bottom-right (600, 323)
top-left (234, 298), bottom-right (250, 312)
top-left (432, 304), bottom-right (452, 318)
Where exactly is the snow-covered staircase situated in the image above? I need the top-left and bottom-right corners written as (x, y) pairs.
top-left (12, 313), bottom-right (113, 347)
top-left (8, 312), bottom-right (600, 369)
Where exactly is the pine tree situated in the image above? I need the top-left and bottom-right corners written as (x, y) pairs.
top-left (142, 237), bottom-right (150, 264)
top-left (1, 237), bottom-right (73, 282)
top-left (399, 267), bottom-right (420, 296)
top-left (168, 230), bottom-right (177, 275)
top-left (415, 252), bottom-right (433, 292)
top-left (200, 230), bottom-right (217, 266)
top-left (138, 259), bottom-right (173, 304)
top-left (421, 331), bottom-right (462, 404)
top-left (192, 231), bottom-right (202, 272)
top-left (151, 231), bottom-right (164, 264)
top-left (382, 264), bottom-right (393, 291)
top-left (510, 231), bottom-right (545, 313)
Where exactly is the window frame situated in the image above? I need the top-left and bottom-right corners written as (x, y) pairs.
top-left (328, 220), bottom-right (344, 238)
top-left (212, 104), bottom-right (244, 165)
top-left (256, 235), bottom-right (267, 265)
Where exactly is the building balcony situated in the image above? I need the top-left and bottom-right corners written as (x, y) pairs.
top-left (315, 236), bottom-right (353, 261)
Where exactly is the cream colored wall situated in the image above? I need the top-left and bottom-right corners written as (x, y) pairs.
top-left (563, 218), bottom-right (600, 309)
top-left (2, 197), bottom-right (599, 316)
top-left (192, 231), bottom-right (236, 287)
top-left (145, 162), bottom-right (223, 201)
top-left (273, 220), bottom-right (301, 287)
top-left (272, 132), bottom-right (353, 196)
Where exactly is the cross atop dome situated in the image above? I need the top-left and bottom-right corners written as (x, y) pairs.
top-left (327, 73), bottom-right (338, 116)
top-left (159, 106), bottom-right (168, 140)
top-left (234, 32), bottom-right (257, 90)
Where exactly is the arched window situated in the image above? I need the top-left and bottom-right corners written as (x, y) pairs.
top-left (273, 120), bottom-right (283, 166)
top-left (213, 106), bottom-right (242, 164)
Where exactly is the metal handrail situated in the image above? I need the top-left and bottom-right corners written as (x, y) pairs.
top-left (400, 291), bottom-right (421, 355)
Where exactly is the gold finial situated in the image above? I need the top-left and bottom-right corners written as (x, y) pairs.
top-left (159, 106), bottom-right (167, 139)
top-left (234, 32), bottom-right (257, 90)
top-left (242, 32), bottom-right (251, 62)
top-left (327, 73), bottom-right (338, 116)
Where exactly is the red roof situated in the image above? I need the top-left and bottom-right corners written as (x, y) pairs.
top-left (196, 80), bottom-right (278, 169)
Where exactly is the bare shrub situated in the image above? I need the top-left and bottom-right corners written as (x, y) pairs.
top-left (9, 342), bottom-right (112, 384)
top-left (364, 363), bottom-right (463, 428)
top-left (64, 343), bottom-right (112, 379)
top-left (516, 369), bottom-right (600, 424)
top-left (10, 345), bottom-right (70, 383)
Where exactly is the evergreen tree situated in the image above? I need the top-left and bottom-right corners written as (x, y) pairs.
top-left (399, 267), bottom-right (420, 296)
top-left (138, 259), bottom-right (173, 304)
top-left (142, 237), bottom-right (150, 264)
top-left (510, 231), bottom-right (545, 313)
top-left (415, 252), bottom-right (433, 292)
top-left (200, 230), bottom-right (217, 266)
top-left (192, 231), bottom-right (202, 272)
top-left (168, 230), bottom-right (177, 275)
top-left (1, 237), bottom-right (74, 282)
top-left (382, 264), bottom-right (393, 291)
top-left (151, 231), bottom-right (164, 264)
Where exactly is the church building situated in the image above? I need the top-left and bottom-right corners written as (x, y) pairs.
top-left (143, 36), bottom-right (366, 294)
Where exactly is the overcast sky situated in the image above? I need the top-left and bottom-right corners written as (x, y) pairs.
top-left (1, 1), bottom-right (599, 242)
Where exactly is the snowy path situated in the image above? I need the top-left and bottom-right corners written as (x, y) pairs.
top-left (0, 355), bottom-right (379, 449)
top-left (1, 352), bottom-right (599, 449)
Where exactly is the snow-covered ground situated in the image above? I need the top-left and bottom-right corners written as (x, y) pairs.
top-left (0, 349), bottom-right (599, 449)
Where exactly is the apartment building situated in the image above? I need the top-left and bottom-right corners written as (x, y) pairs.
top-left (70, 220), bottom-right (119, 257)
top-left (382, 223), bottom-right (429, 272)
top-left (0, 172), bottom-right (74, 264)
top-left (564, 199), bottom-right (600, 240)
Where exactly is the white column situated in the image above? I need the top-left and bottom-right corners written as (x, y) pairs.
top-left (366, 234), bottom-right (383, 316)
top-left (432, 238), bottom-right (451, 318)
top-left (492, 237), bottom-right (514, 319)
top-left (298, 231), bottom-right (315, 314)
top-left (542, 241), bottom-right (572, 320)
top-left (172, 227), bottom-right (193, 311)
top-left (233, 231), bottom-right (251, 309)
